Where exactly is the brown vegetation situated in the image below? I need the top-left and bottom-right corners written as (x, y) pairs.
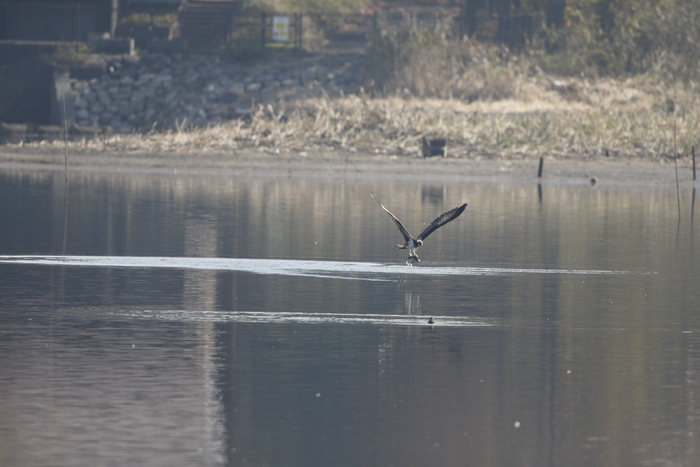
top-left (15, 1), bottom-right (700, 163)
top-left (26, 75), bottom-right (698, 162)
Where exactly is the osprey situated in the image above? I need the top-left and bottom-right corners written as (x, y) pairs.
top-left (371, 193), bottom-right (467, 265)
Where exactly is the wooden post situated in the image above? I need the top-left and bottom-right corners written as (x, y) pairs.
top-left (693, 145), bottom-right (696, 181)
top-left (537, 157), bottom-right (544, 178)
top-left (261, 11), bottom-right (266, 50)
top-left (62, 92), bottom-right (69, 256)
top-left (299, 13), bottom-right (303, 50)
top-left (674, 117), bottom-right (680, 218)
top-left (292, 13), bottom-right (297, 49)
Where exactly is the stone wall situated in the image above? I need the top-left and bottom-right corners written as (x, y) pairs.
top-left (68, 52), bottom-right (366, 132)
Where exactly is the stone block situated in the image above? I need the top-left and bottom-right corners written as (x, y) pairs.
top-left (97, 91), bottom-right (111, 105)
top-left (113, 89), bottom-right (132, 101)
top-left (162, 90), bottom-right (180, 106)
top-left (281, 78), bottom-right (296, 87)
top-left (259, 73), bottom-right (277, 82)
top-left (206, 104), bottom-right (229, 118)
top-left (228, 82), bottom-right (246, 94)
top-left (72, 81), bottom-right (89, 92)
top-left (300, 73), bottom-right (316, 86)
top-left (182, 70), bottom-right (200, 85)
top-left (136, 72), bottom-right (155, 83)
top-left (91, 99), bottom-right (104, 110)
top-left (152, 73), bottom-right (173, 87)
top-left (117, 102), bottom-right (133, 117)
top-left (245, 82), bottom-right (261, 92)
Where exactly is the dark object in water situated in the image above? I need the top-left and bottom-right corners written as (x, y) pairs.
top-left (428, 317), bottom-right (434, 324)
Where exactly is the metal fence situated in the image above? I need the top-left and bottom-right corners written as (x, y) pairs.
top-left (374, 6), bottom-right (543, 48)
top-left (0, 3), bottom-right (542, 51)
top-left (230, 11), bottom-right (303, 53)
top-left (226, 7), bottom-right (543, 55)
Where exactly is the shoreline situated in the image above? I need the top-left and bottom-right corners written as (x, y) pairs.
top-left (0, 147), bottom-right (697, 185)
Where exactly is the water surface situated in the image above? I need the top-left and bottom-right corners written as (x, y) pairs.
top-left (0, 166), bottom-right (699, 467)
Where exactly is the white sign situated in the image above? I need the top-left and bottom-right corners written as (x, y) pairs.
top-left (272, 16), bottom-right (289, 42)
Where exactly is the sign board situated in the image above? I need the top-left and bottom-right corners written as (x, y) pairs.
top-left (272, 16), bottom-right (289, 42)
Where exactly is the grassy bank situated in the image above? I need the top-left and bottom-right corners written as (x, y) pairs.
top-left (16, 6), bottom-right (700, 163)
top-left (25, 72), bottom-right (698, 163)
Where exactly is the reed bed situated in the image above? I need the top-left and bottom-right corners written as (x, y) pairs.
top-left (19, 4), bottom-right (700, 163)
top-left (31, 72), bottom-right (700, 162)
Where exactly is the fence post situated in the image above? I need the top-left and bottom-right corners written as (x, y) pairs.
top-left (693, 145), bottom-right (697, 181)
top-left (293, 13), bottom-right (297, 49)
top-left (299, 13), bottom-right (303, 50)
top-left (261, 11), bottom-right (266, 50)
top-left (76, 3), bottom-right (82, 42)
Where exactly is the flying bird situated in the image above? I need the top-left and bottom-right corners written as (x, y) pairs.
top-left (371, 192), bottom-right (467, 265)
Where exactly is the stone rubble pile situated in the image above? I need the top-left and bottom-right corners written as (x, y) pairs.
top-left (70, 53), bottom-right (365, 132)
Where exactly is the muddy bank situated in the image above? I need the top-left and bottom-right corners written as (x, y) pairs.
top-left (0, 146), bottom-right (696, 185)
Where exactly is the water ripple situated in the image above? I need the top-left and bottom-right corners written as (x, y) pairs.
top-left (96, 308), bottom-right (497, 327)
top-left (0, 255), bottom-right (644, 281)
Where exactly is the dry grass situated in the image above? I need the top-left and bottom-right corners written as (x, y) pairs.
top-left (18, 9), bottom-right (700, 163)
top-left (25, 15), bottom-right (699, 163)
top-left (28, 70), bottom-right (700, 162)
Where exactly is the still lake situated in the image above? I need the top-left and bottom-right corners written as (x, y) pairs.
top-left (0, 163), bottom-right (699, 467)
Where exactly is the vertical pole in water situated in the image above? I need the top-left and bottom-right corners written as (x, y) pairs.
top-left (674, 117), bottom-right (681, 219)
top-left (62, 92), bottom-right (69, 256)
top-left (537, 157), bottom-right (544, 178)
top-left (692, 186), bottom-right (696, 224)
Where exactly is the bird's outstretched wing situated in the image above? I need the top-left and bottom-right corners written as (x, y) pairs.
top-left (371, 192), bottom-right (414, 243)
top-left (417, 203), bottom-right (467, 241)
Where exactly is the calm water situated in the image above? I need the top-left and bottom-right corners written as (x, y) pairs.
top-left (0, 164), bottom-right (699, 467)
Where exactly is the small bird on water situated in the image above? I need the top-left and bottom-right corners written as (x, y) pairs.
top-left (428, 317), bottom-right (434, 324)
top-left (371, 192), bottom-right (468, 265)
